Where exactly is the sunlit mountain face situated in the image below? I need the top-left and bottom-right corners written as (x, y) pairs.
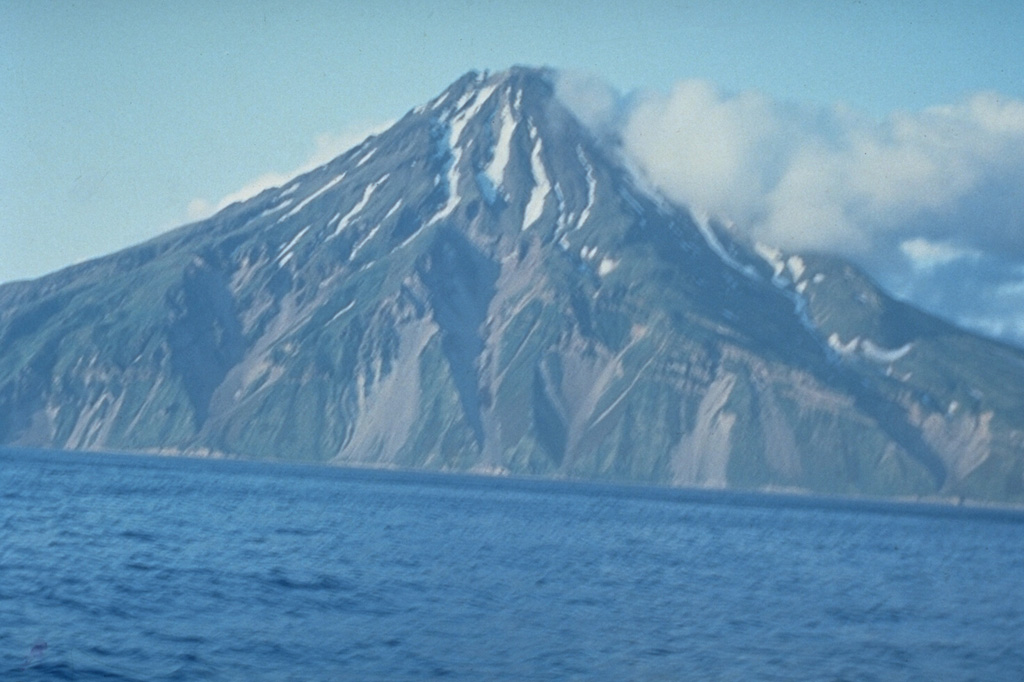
top-left (2, 67), bottom-right (1023, 503)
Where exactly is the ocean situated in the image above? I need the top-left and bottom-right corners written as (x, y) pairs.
top-left (2, 448), bottom-right (1022, 681)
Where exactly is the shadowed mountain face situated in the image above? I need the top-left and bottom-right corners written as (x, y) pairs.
top-left (2, 67), bottom-right (1023, 503)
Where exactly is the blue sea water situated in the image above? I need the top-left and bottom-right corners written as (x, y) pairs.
top-left (1, 448), bottom-right (1023, 681)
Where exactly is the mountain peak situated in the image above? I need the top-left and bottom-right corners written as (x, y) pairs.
top-left (427, 65), bottom-right (556, 103)
top-left (412, 66), bottom-right (564, 142)
top-left (2, 67), bottom-right (1024, 504)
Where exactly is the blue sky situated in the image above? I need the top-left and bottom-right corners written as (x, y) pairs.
top-left (3, 0), bottom-right (1024, 340)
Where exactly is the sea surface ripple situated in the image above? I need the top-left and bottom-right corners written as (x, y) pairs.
top-left (2, 448), bottom-right (1023, 681)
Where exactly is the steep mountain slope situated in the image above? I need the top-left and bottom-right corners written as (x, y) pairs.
top-left (2, 67), bottom-right (1022, 502)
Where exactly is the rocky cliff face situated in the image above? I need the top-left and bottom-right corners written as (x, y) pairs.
top-left (2, 67), bottom-right (1023, 502)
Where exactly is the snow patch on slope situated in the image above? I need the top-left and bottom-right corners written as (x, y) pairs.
top-left (280, 173), bottom-right (347, 221)
top-left (483, 97), bottom-right (517, 192)
top-left (755, 242), bottom-right (787, 282)
top-left (355, 147), bottom-right (377, 167)
top-left (523, 122), bottom-right (550, 230)
top-left (755, 245), bottom-right (812, 291)
top-left (258, 199), bottom-right (294, 219)
top-left (327, 300), bottom-right (356, 325)
top-left (576, 146), bottom-right (597, 229)
top-left (350, 197), bottom-right (400, 260)
top-left (451, 83), bottom-right (498, 146)
top-left (693, 210), bottom-right (760, 280)
top-left (828, 334), bottom-right (913, 363)
top-left (383, 199), bottom-right (403, 221)
top-left (598, 258), bottom-right (618, 276)
top-left (350, 225), bottom-right (381, 260)
top-left (428, 144), bottom-right (464, 226)
top-left (277, 224), bottom-right (312, 266)
top-left (862, 339), bottom-right (913, 363)
top-left (828, 333), bottom-right (860, 355)
top-left (786, 255), bottom-right (806, 282)
top-left (427, 85), bottom-right (497, 226)
top-left (328, 174), bottom-right (390, 239)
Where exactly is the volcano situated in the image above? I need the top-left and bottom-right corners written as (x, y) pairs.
top-left (2, 67), bottom-right (1023, 503)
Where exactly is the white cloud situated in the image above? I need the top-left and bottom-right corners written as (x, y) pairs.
top-left (557, 76), bottom-right (1024, 345)
top-left (622, 80), bottom-right (783, 226)
top-left (186, 122), bottom-right (392, 222)
top-left (553, 70), bottom-right (623, 136)
top-left (607, 83), bottom-right (1024, 259)
top-left (899, 239), bottom-right (980, 270)
top-left (186, 197), bottom-right (216, 222)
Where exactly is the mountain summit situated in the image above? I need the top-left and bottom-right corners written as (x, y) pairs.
top-left (2, 67), bottom-right (1023, 502)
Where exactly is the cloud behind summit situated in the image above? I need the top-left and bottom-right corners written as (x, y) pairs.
top-left (557, 73), bottom-right (1024, 346)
